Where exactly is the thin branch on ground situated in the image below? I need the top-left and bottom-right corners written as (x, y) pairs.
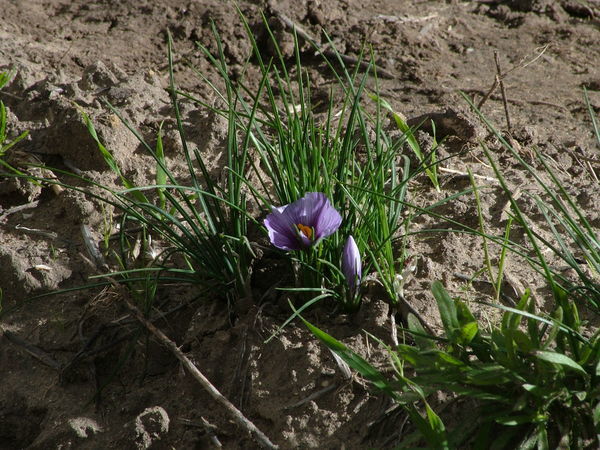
top-left (476, 44), bottom-right (550, 112)
top-left (439, 166), bottom-right (499, 183)
top-left (0, 200), bottom-right (39, 220)
top-left (465, 88), bottom-right (567, 111)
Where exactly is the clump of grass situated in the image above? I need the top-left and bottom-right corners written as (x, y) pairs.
top-left (464, 92), bottom-right (600, 313)
top-left (73, 32), bottom-right (258, 307)
top-left (182, 11), bottom-right (439, 313)
top-left (300, 278), bottom-right (600, 448)
top-left (0, 10), bottom-right (441, 407)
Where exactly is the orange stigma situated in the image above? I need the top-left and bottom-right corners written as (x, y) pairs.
top-left (297, 223), bottom-right (313, 240)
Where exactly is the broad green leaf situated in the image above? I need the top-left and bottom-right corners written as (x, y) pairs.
top-left (456, 299), bottom-right (477, 326)
top-left (425, 403), bottom-right (447, 440)
top-left (0, 101), bottom-right (6, 144)
top-left (404, 405), bottom-right (450, 450)
top-left (491, 329), bottom-right (507, 350)
top-left (521, 384), bottom-right (552, 399)
top-left (445, 385), bottom-right (509, 402)
top-left (396, 344), bottom-right (425, 366)
top-left (515, 428), bottom-right (539, 450)
top-left (534, 350), bottom-right (587, 376)
top-left (437, 351), bottom-right (465, 367)
top-left (526, 294), bottom-right (540, 347)
top-left (431, 281), bottom-right (459, 341)
top-left (407, 313), bottom-right (435, 350)
top-left (535, 425), bottom-right (549, 450)
top-left (460, 321), bottom-right (479, 344)
top-left (464, 365), bottom-right (516, 385)
top-left (541, 308), bottom-right (562, 350)
top-left (510, 329), bottom-right (534, 353)
top-left (0, 69), bottom-right (14, 90)
top-left (502, 290), bottom-right (527, 332)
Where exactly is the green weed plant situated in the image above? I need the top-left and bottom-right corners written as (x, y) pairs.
top-left (303, 96), bottom-right (600, 448)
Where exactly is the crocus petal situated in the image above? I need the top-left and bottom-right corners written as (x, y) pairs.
top-left (342, 235), bottom-right (361, 293)
top-left (283, 192), bottom-right (325, 228)
top-left (264, 192), bottom-right (342, 250)
top-left (264, 207), bottom-right (302, 251)
top-left (314, 198), bottom-right (342, 241)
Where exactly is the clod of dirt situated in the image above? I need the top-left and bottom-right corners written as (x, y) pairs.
top-left (78, 61), bottom-right (127, 91)
top-left (407, 107), bottom-right (483, 142)
top-left (7, 61), bottom-right (168, 173)
top-left (0, 244), bottom-right (72, 302)
top-left (67, 417), bottom-right (103, 438)
top-left (562, 1), bottom-right (597, 19)
top-left (133, 406), bottom-right (170, 450)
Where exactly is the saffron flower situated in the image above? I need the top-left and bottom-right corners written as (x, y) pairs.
top-left (264, 192), bottom-right (342, 251)
top-left (342, 235), bottom-right (361, 295)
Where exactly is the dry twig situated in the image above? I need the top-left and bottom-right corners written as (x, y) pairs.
top-left (439, 166), bottom-right (498, 183)
top-left (0, 200), bottom-right (39, 220)
top-left (476, 45), bottom-right (550, 115)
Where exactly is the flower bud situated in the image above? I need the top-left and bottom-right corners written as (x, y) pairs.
top-left (342, 235), bottom-right (361, 295)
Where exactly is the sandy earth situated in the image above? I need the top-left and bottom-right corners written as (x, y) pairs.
top-left (0, 0), bottom-right (599, 448)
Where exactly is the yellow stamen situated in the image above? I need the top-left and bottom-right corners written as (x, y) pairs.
top-left (297, 223), bottom-right (313, 240)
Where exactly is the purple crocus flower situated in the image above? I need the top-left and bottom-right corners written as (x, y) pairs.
top-left (264, 192), bottom-right (342, 251)
top-left (342, 235), bottom-right (361, 294)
